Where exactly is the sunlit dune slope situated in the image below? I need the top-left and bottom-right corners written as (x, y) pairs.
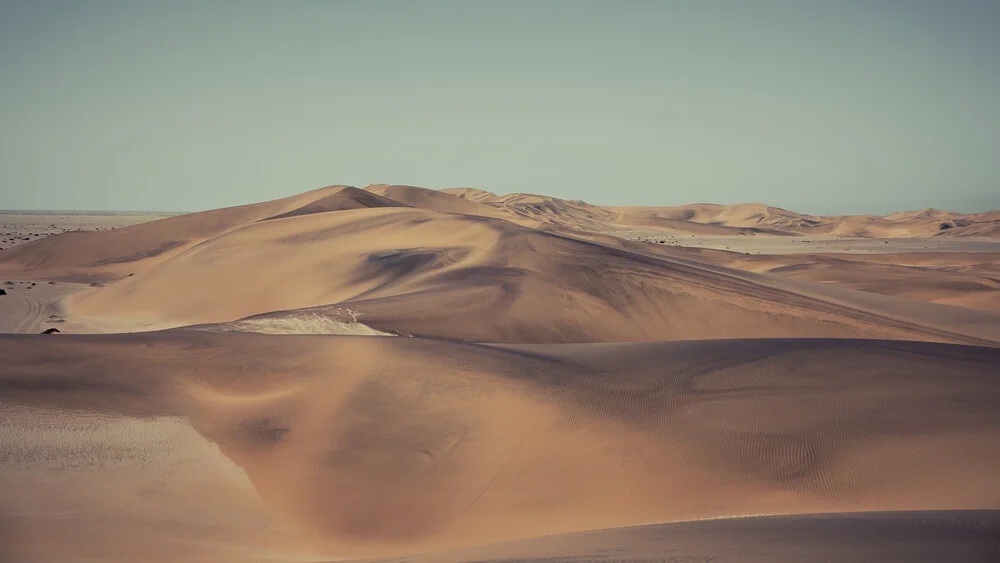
top-left (0, 185), bottom-right (387, 282)
top-left (57, 203), bottom-right (1000, 343)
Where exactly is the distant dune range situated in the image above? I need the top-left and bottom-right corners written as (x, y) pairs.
top-left (1, 185), bottom-right (999, 562)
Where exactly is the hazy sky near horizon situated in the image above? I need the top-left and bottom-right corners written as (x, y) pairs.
top-left (2, 1), bottom-right (999, 214)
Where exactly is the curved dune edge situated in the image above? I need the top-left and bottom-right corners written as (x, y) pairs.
top-left (368, 510), bottom-right (1000, 563)
top-left (1, 331), bottom-right (998, 560)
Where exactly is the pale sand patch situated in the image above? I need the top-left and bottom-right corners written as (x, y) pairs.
top-left (0, 281), bottom-right (104, 334)
top-left (0, 405), bottom-right (327, 563)
top-left (201, 311), bottom-right (394, 336)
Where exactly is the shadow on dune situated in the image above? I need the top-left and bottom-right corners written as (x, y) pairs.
top-left (1, 332), bottom-right (998, 557)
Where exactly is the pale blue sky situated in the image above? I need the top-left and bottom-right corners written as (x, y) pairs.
top-left (1, 0), bottom-right (998, 214)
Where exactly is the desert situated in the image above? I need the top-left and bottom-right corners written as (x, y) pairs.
top-left (3, 2), bottom-right (1000, 561)
top-left (1, 184), bottom-right (999, 562)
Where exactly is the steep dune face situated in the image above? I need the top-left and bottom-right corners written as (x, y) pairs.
top-left (264, 187), bottom-right (406, 220)
top-left (2, 332), bottom-right (998, 558)
top-left (61, 203), bottom-right (1000, 343)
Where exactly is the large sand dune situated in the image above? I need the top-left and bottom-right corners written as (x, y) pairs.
top-left (3, 187), bottom-right (999, 342)
top-left (2, 332), bottom-right (998, 560)
top-left (2, 185), bottom-right (999, 562)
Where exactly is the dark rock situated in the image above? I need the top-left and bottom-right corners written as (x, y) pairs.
top-left (41, 328), bottom-right (61, 334)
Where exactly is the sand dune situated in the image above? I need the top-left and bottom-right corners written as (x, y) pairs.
top-left (2, 332), bottom-right (998, 560)
top-left (2, 185), bottom-right (999, 562)
top-left (434, 187), bottom-right (1000, 239)
top-left (608, 203), bottom-right (1000, 238)
top-left (364, 184), bottom-right (531, 225)
top-left (383, 510), bottom-right (1000, 563)
top-left (6, 204), bottom-right (988, 343)
top-left (0, 185), bottom-right (367, 282)
top-left (3, 187), bottom-right (999, 342)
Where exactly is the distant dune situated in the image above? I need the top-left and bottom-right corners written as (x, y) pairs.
top-left (442, 187), bottom-right (1000, 239)
top-left (1, 184), bottom-right (998, 562)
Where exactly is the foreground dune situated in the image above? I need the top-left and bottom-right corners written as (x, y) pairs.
top-left (382, 511), bottom-right (1000, 563)
top-left (1, 331), bottom-right (998, 560)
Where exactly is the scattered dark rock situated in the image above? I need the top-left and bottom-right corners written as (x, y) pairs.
top-left (41, 328), bottom-right (61, 334)
top-left (0, 289), bottom-right (6, 296)
top-left (48, 281), bottom-right (56, 284)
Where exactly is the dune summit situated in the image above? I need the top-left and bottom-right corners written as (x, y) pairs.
top-left (1, 184), bottom-right (999, 562)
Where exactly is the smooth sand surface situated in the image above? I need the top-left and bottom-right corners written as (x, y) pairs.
top-left (1, 186), bottom-right (998, 562)
top-left (0, 405), bottom-right (318, 563)
top-left (617, 233), bottom-right (1000, 254)
top-left (0, 280), bottom-right (96, 334)
top-left (2, 332), bottom-right (999, 560)
top-left (376, 510), bottom-right (1000, 563)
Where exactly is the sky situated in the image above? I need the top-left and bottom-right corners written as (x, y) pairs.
top-left (1, 0), bottom-right (999, 215)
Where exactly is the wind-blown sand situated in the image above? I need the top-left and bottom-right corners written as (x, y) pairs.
top-left (1, 185), bottom-right (998, 562)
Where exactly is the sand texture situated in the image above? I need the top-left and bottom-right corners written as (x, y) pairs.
top-left (1, 185), bottom-right (998, 562)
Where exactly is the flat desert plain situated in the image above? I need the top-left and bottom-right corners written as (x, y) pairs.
top-left (1, 185), bottom-right (999, 562)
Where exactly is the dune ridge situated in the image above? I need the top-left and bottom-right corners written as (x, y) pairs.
top-left (3, 185), bottom-right (999, 343)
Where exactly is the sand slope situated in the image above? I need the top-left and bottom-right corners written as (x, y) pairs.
top-left (34, 203), bottom-right (997, 344)
top-left (380, 510), bottom-right (1000, 563)
top-left (0, 185), bottom-right (373, 282)
top-left (654, 247), bottom-right (1000, 313)
top-left (1, 186), bottom-right (996, 342)
top-left (3, 186), bottom-right (999, 562)
top-left (1, 331), bottom-right (998, 559)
